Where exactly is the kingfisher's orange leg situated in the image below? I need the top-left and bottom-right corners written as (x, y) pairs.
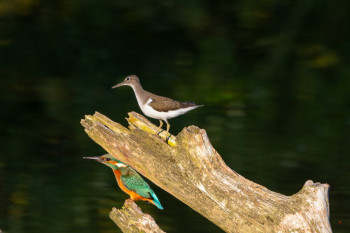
top-left (124, 198), bottom-right (134, 208)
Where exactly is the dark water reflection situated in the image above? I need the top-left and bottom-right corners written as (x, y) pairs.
top-left (1, 1), bottom-right (350, 232)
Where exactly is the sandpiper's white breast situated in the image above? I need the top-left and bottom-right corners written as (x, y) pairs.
top-left (140, 98), bottom-right (199, 120)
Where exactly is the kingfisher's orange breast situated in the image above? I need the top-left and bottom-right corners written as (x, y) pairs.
top-left (113, 169), bottom-right (150, 202)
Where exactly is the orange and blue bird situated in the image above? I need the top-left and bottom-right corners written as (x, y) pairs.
top-left (84, 154), bottom-right (163, 209)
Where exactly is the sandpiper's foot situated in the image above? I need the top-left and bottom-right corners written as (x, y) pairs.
top-left (157, 129), bottom-right (164, 135)
top-left (124, 199), bottom-right (134, 208)
top-left (166, 133), bottom-right (171, 143)
top-left (164, 120), bottom-right (171, 143)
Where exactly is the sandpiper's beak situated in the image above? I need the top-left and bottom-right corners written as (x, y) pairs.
top-left (112, 81), bottom-right (125, 89)
top-left (83, 156), bottom-right (103, 162)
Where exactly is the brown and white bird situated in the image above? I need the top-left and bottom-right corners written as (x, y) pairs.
top-left (112, 75), bottom-right (202, 139)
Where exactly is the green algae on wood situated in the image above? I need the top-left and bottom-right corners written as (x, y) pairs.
top-left (127, 112), bottom-right (176, 147)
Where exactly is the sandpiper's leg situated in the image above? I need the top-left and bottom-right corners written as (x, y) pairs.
top-left (165, 120), bottom-right (171, 142)
top-left (157, 120), bottom-right (164, 135)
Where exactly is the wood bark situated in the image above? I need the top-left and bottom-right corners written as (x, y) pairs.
top-left (109, 200), bottom-right (165, 233)
top-left (81, 111), bottom-right (332, 233)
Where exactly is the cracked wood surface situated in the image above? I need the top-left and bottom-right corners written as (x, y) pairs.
top-left (110, 201), bottom-right (165, 233)
top-left (81, 111), bottom-right (332, 233)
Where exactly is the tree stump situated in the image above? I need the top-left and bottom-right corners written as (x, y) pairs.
top-left (110, 201), bottom-right (165, 233)
top-left (81, 111), bottom-right (332, 233)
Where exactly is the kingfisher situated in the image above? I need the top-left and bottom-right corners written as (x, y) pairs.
top-left (83, 154), bottom-right (163, 209)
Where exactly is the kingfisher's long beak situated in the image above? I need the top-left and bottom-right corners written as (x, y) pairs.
top-left (83, 156), bottom-right (103, 162)
top-left (112, 81), bottom-right (125, 89)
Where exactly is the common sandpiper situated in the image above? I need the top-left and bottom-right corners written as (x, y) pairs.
top-left (112, 75), bottom-right (203, 140)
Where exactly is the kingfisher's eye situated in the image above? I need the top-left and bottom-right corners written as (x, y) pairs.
top-left (105, 158), bottom-right (111, 161)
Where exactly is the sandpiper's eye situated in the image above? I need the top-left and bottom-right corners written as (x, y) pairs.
top-left (126, 77), bottom-right (130, 81)
top-left (105, 158), bottom-right (111, 161)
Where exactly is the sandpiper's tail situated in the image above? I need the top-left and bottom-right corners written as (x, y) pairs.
top-left (150, 191), bottom-right (163, 210)
top-left (181, 101), bottom-right (204, 108)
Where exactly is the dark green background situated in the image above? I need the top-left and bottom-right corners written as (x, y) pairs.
top-left (0, 0), bottom-right (349, 232)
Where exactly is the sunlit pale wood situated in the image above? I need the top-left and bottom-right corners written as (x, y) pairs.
top-left (109, 201), bottom-right (165, 233)
top-left (81, 111), bottom-right (332, 233)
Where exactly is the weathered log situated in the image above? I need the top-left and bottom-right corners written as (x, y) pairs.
top-left (109, 200), bottom-right (165, 233)
top-left (81, 111), bottom-right (332, 233)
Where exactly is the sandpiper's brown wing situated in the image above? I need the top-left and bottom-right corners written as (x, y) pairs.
top-left (148, 94), bottom-right (197, 112)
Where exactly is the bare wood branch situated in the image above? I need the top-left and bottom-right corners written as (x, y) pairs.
top-left (81, 111), bottom-right (332, 233)
top-left (109, 201), bottom-right (165, 233)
